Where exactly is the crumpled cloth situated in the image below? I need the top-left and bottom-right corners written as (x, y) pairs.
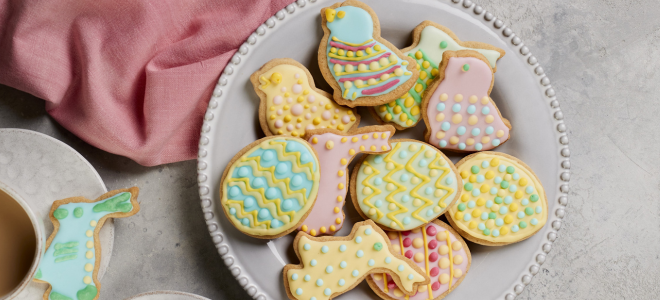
top-left (0, 0), bottom-right (294, 166)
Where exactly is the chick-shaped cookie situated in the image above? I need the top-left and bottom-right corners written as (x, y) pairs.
top-left (284, 220), bottom-right (429, 300)
top-left (422, 50), bottom-right (511, 152)
top-left (319, 0), bottom-right (418, 107)
top-left (251, 59), bottom-right (360, 137)
top-left (373, 21), bottom-right (505, 129)
top-left (34, 188), bottom-right (140, 300)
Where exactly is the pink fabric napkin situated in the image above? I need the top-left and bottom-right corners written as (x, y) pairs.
top-left (0, 0), bottom-right (294, 166)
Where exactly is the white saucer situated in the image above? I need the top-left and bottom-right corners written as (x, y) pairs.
top-left (0, 129), bottom-right (110, 299)
top-left (125, 291), bottom-right (211, 300)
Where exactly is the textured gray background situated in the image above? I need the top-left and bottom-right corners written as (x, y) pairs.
top-left (1, 0), bottom-right (659, 299)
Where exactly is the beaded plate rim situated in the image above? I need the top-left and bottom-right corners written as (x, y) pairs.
top-left (196, 0), bottom-right (570, 299)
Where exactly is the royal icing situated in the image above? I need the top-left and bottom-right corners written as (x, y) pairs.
top-left (35, 189), bottom-right (140, 300)
top-left (286, 221), bottom-right (428, 300)
top-left (353, 140), bottom-right (460, 231)
top-left (299, 127), bottom-right (394, 236)
top-left (323, 4), bottom-right (414, 101)
top-left (221, 137), bottom-right (320, 237)
top-left (425, 52), bottom-right (510, 151)
top-left (256, 62), bottom-right (358, 136)
top-left (375, 24), bottom-right (502, 128)
top-left (369, 221), bottom-right (470, 300)
top-left (447, 152), bottom-right (547, 244)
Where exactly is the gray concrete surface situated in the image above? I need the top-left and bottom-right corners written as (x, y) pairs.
top-left (2, 0), bottom-right (660, 299)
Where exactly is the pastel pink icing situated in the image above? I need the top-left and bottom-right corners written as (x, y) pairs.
top-left (370, 222), bottom-right (470, 299)
top-left (427, 56), bottom-right (510, 151)
top-left (298, 129), bottom-right (392, 235)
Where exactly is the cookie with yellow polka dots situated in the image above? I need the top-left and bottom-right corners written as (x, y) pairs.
top-left (251, 58), bottom-right (360, 137)
top-left (318, 0), bottom-right (419, 107)
top-left (446, 152), bottom-right (548, 246)
top-left (298, 125), bottom-right (395, 237)
top-left (371, 20), bottom-right (505, 130)
top-left (366, 220), bottom-right (471, 300)
top-left (34, 188), bottom-right (140, 300)
top-left (421, 50), bottom-right (512, 152)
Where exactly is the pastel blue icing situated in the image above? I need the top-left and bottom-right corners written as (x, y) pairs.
top-left (38, 192), bottom-right (135, 300)
top-left (326, 6), bottom-right (413, 100)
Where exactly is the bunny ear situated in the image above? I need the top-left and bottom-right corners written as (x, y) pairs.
top-left (423, 50), bottom-right (511, 152)
top-left (325, 8), bottom-right (336, 22)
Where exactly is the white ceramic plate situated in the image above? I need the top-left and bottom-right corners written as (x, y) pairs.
top-left (197, 0), bottom-right (570, 299)
top-left (125, 291), bottom-right (211, 300)
top-left (0, 129), bottom-right (111, 299)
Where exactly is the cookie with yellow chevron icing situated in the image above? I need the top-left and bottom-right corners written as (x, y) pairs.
top-left (298, 125), bottom-right (395, 236)
top-left (219, 136), bottom-right (321, 239)
top-left (283, 220), bottom-right (429, 300)
top-left (250, 58), bottom-right (360, 137)
top-left (318, 0), bottom-right (419, 107)
top-left (350, 139), bottom-right (461, 231)
top-left (34, 188), bottom-right (140, 300)
top-left (371, 21), bottom-right (505, 130)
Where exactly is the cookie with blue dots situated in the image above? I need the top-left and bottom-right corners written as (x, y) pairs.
top-left (219, 136), bottom-right (321, 239)
top-left (283, 220), bottom-right (429, 300)
top-left (446, 152), bottom-right (548, 246)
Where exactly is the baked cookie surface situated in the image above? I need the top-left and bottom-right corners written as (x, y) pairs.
top-left (446, 152), bottom-right (547, 246)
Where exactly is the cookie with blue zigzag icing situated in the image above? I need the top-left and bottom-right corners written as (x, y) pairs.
top-left (219, 136), bottom-right (321, 239)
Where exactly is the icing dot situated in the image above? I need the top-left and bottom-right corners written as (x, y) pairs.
top-left (295, 288), bottom-right (303, 295)
top-left (321, 245), bottom-right (329, 253)
top-left (482, 106), bottom-right (490, 115)
top-left (352, 270), bottom-right (359, 277)
top-left (357, 250), bottom-right (364, 257)
top-left (322, 111), bottom-right (332, 120)
top-left (310, 259), bottom-right (317, 266)
top-left (441, 122), bottom-right (451, 131)
top-left (398, 265), bottom-right (405, 272)
top-left (436, 103), bottom-right (445, 111)
top-left (303, 244), bottom-right (311, 251)
top-left (385, 257), bottom-right (392, 263)
top-left (304, 275), bottom-right (311, 281)
top-left (368, 259), bottom-right (375, 266)
top-left (339, 245), bottom-right (347, 252)
top-left (326, 266), bottom-right (333, 273)
top-left (340, 261), bottom-right (347, 268)
top-left (456, 126), bottom-right (466, 136)
top-left (452, 103), bottom-right (461, 112)
top-left (338, 279), bottom-right (345, 286)
top-left (355, 236), bottom-right (362, 243)
top-left (316, 279), bottom-right (324, 287)
top-left (291, 274), bottom-right (299, 280)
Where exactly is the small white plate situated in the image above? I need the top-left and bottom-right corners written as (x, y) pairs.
top-left (125, 291), bottom-right (211, 300)
top-left (197, 0), bottom-right (570, 299)
top-left (0, 129), bottom-right (110, 299)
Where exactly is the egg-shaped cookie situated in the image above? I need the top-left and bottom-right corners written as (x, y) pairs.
top-left (351, 140), bottom-right (461, 231)
top-left (220, 136), bottom-right (321, 239)
top-left (446, 152), bottom-right (547, 246)
top-left (367, 220), bottom-right (471, 300)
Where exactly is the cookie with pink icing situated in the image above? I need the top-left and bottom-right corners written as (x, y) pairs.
top-left (299, 125), bottom-right (395, 236)
top-left (422, 50), bottom-right (511, 152)
top-left (367, 220), bottom-right (471, 300)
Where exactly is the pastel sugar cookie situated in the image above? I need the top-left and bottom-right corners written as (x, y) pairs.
top-left (446, 152), bottom-right (548, 246)
top-left (373, 21), bottom-right (505, 129)
top-left (219, 136), bottom-right (320, 239)
top-left (350, 140), bottom-right (461, 231)
top-left (422, 50), bottom-right (512, 152)
top-left (251, 58), bottom-right (360, 137)
top-left (34, 188), bottom-right (140, 300)
top-left (319, 0), bottom-right (419, 107)
top-left (299, 125), bottom-right (395, 236)
top-left (283, 220), bottom-right (430, 300)
top-left (367, 220), bottom-right (471, 300)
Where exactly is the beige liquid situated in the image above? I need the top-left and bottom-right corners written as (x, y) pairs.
top-left (0, 189), bottom-right (37, 297)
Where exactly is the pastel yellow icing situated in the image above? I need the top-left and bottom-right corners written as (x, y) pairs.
top-left (286, 223), bottom-right (427, 300)
top-left (447, 152), bottom-right (547, 244)
top-left (258, 64), bottom-right (357, 137)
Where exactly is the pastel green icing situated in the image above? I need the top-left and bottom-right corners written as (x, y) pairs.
top-left (92, 192), bottom-right (132, 213)
top-left (355, 141), bottom-right (459, 230)
top-left (375, 25), bottom-right (502, 128)
top-left (73, 207), bottom-right (83, 218)
top-left (54, 209), bottom-right (68, 220)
